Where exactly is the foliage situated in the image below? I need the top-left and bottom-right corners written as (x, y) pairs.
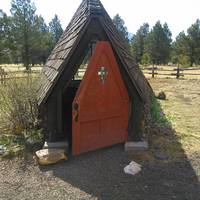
top-left (0, 78), bottom-right (39, 135)
top-left (172, 19), bottom-right (200, 66)
top-left (131, 23), bottom-right (149, 63)
top-left (0, 1), bottom-right (63, 68)
top-left (49, 14), bottom-right (63, 45)
top-left (0, 10), bottom-right (16, 64)
top-left (0, 129), bottom-right (43, 158)
top-left (151, 96), bottom-right (168, 124)
top-left (131, 21), bottom-right (173, 65)
top-left (187, 19), bottom-right (200, 66)
top-left (10, 0), bottom-right (37, 70)
top-left (0, 134), bottom-right (25, 157)
top-left (145, 21), bottom-right (172, 65)
top-left (31, 15), bottom-right (54, 64)
top-left (112, 14), bottom-right (130, 44)
top-left (141, 52), bottom-right (151, 66)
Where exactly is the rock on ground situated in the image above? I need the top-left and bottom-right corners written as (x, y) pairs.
top-left (35, 148), bottom-right (67, 165)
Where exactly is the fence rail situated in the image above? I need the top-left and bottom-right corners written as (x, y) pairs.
top-left (142, 65), bottom-right (200, 79)
top-left (1, 65), bottom-right (200, 84)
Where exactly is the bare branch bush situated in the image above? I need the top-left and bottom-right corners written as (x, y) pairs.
top-left (0, 78), bottom-right (39, 135)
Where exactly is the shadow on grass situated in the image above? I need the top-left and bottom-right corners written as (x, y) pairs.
top-left (40, 97), bottom-right (200, 200)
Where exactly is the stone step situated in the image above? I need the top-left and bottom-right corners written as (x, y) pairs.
top-left (43, 141), bottom-right (69, 150)
top-left (125, 141), bottom-right (148, 152)
top-left (36, 148), bottom-right (67, 165)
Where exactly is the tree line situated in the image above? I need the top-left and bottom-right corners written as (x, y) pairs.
top-left (113, 15), bottom-right (200, 67)
top-left (0, 0), bottom-right (199, 69)
top-left (0, 0), bottom-right (63, 70)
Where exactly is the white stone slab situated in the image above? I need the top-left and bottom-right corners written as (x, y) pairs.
top-left (43, 141), bottom-right (69, 150)
top-left (125, 141), bottom-right (148, 152)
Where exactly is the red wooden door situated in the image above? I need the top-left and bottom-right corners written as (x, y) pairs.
top-left (72, 41), bottom-right (130, 155)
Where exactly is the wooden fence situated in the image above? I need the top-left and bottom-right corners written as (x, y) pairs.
top-left (1, 65), bottom-right (200, 84)
top-left (142, 65), bottom-right (200, 79)
top-left (0, 67), bottom-right (40, 84)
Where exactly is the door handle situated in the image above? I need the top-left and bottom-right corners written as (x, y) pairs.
top-left (73, 103), bottom-right (79, 122)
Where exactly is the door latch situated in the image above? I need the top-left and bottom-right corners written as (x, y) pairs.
top-left (73, 103), bottom-right (79, 122)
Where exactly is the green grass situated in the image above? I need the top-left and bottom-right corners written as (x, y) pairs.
top-left (0, 135), bottom-right (25, 158)
top-left (151, 96), bottom-right (169, 124)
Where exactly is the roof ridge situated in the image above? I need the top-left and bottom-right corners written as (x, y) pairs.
top-left (86, 0), bottom-right (104, 13)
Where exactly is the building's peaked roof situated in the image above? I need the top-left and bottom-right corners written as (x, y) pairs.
top-left (37, 0), bottom-right (151, 106)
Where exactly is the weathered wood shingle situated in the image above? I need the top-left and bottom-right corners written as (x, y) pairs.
top-left (37, 0), bottom-right (151, 105)
top-left (37, 0), bottom-right (91, 104)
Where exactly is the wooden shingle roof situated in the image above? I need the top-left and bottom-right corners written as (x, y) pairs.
top-left (37, 0), bottom-right (151, 105)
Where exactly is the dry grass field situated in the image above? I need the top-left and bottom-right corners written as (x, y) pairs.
top-left (148, 78), bottom-right (200, 173)
top-left (0, 64), bottom-right (42, 81)
top-left (0, 64), bottom-right (42, 72)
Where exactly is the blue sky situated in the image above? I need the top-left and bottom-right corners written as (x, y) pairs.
top-left (1, 0), bottom-right (200, 39)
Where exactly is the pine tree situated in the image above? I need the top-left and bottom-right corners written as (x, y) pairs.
top-left (131, 23), bottom-right (149, 64)
top-left (49, 15), bottom-right (63, 45)
top-left (172, 19), bottom-right (200, 66)
top-left (11, 0), bottom-right (37, 70)
top-left (0, 10), bottom-right (16, 63)
top-left (171, 32), bottom-right (189, 65)
top-left (146, 21), bottom-right (172, 64)
top-left (187, 19), bottom-right (200, 66)
top-left (31, 15), bottom-right (54, 64)
top-left (112, 14), bottom-right (129, 44)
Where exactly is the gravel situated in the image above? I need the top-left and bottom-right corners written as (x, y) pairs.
top-left (0, 145), bottom-right (200, 200)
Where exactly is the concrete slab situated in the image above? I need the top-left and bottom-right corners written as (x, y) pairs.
top-left (43, 141), bottom-right (69, 150)
top-left (125, 141), bottom-right (148, 152)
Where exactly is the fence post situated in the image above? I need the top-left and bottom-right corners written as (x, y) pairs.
top-left (0, 67), bottom-right (3, 84)
top-left (176, 64), bottom-right (180, 79)
top-left (152, 64), bottom-right (155, 78)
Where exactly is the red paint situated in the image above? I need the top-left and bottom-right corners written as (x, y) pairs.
top-left (72, 41), bottom-right (130, 155)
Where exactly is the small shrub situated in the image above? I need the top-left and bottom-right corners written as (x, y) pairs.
top-left (141, 52), bottom-right (151, 66)
top-left (0, 134), bottom-right (25, 158)
top-left (151, 96), bottom-right (168, 124)
top-left (0, 78), bottom-right (40, 135)
top-left (23, 129), bottom-right (43, 141)
top-left (178, 55), bottom-right (190, 67)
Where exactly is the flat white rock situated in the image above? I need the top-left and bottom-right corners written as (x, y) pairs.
top-left (124, 161), bottom-right (142, 176)
top-left (35, 148), bottom-right (67, 165)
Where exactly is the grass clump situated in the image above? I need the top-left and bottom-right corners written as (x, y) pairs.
top-left (151, 95), bottom-right (168, 124)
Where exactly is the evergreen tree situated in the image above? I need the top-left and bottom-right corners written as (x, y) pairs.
top-left (131, 23), bottom-right (149, 63)
top-left (172, 19), bottom-right (200, 66)
top-left (0, 10), bottom-right (14, 63)
top-left (11, 0), bottom-right (37, 70)
top-left (187, 19), bottom-right (200, 66)
top-left (0, 10), bottom-right (8, 63)
top-left (31, 15), bottom-right (54, 64)
top-left (146, 21), bottom-right (172, 64)
top-left (112, 14), bottom-right (129, 44)
top-left (171, 31), bottom-right (189, 65)
top-left (49, 15), bottom-right (63, 45)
